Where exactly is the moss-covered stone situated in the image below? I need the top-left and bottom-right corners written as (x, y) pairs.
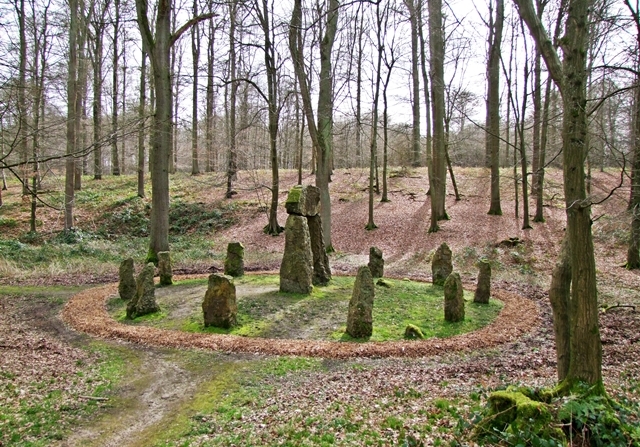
top-left (346, 266), bottom-right (375, 338)
top-left (202, 274), bottom-right (237, 328)
top-left (158, 251), bottom-right (173, 286)
top-left (127, 263), bottom-right (159, 319)
top-left (279, 215), bottom-right (313, 294)
top-left (404, 324), bottom-right (424, 339)
top-left (118, 258), bottom-right (136, 301)
top-left (444, 272), bottom-right (464, 322)
top-left (224, 242), bottom-right (245, 277)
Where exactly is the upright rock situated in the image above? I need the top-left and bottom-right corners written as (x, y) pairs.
top-left (224, 242), bottom-right (245, 277)
top-left (474, 260), bottom-right (491, 304)
top-left (368, 246), bottom-right (384, 278)
top-left (157, 251), bottom-right (173, 285)
top-left (279, 214), bottom-right (314, 294)
top-left (432, 243), bottom-right (453, 286)
top-left (308, 215), bottom-right (331, 286)
top-left (285, 184), bottom-right (321, 217)
top-left (444, 272), bottom-right (465, 322)
top-left (127, 263), bottom-right (159, 319)
top-left (282, 185), bottom-right (330, 288)
top-left (346, 266), bottom-right (375, 338)
top-left (118, 258), bottom-right (136, 301)
top-left (202, 274), bottom-right (237, 328)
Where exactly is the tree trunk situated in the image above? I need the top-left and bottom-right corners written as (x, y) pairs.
top-left (549, 237), bottom-right (571, 381)
top-left (226, 0), bottom-right (238, 198)
top-left (405, 0), bottom-right (421, 167)
top-left (111, 0), bottom-right (120, 176)
top-left (428, 0), bottom-right (448, 232)
top-left (289, 0), bottom-right (338, 250)
top-left (75, 22), bottom-right (88, 192)
top-left (65, 0), bottom-right (79, 230)
top-left (627, 78), bottom-right (640, 268)
top-left (205, 19), bottom-right (215, 172)
top-left (515, 0), bottom-right (603, 389)
top-left (138, 45), bottom-right (147, 198)
top-left (191, 0), bottom-right (200, 176)
top-left (487, 0), bottom-right (504, 215)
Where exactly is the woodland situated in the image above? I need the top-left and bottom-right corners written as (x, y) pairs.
top-left (0, 0), bottom-right (640, 445)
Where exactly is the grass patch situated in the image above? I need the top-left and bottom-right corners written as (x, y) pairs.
top-left (0, 340), bottom-right (128, 447)
top-left (107, 275), bottom-right (502, 342)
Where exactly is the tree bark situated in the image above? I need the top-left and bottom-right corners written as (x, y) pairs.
top-left (405, 0), bottom-right (421, 167)
top-left (428, 0), bottom-right (448, 232)
top-left (111, 0), bottom-right (121, 176)
top-left (138, 45), bottom-right (147, 198)
top-left (515, 0), bottom-right (603, 388)
top-left (65, 0), bottom-right (79, 230)
top-left (226, 0), bottom-right (238, 198)
top-left (487, 0), bottom-right (504, 215)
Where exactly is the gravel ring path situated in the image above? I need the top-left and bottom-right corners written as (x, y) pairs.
top-left (61, 275), bottom-right (539, 359)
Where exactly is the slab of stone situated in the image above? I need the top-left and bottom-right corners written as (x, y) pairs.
top-left (285, 185), bottom-right (321, 217)
top-left (368, 246), bottom-right (384, 278)
top-left (279, 215), bottom-right (313, 294)
top-left (474, 259), bottom-right (491, 304)
top-left (127, 263), bottom-right (159, 319)
top-left (202, 274), bottom-right (237, 328)
top-left (224, 242), bottom-right (245, 277)
top-left (158, 251), bottom-right (173, 286)
top-left (118, 258), bottom-right (136, 301)
top-left (444, 272), bottom-right (465, 322)
top-left (432, 242), bottom-right (453, 286)
top-left (308, 215), bottom-right (331, 286)
top-left (346, 266), bottom-right (375, 338)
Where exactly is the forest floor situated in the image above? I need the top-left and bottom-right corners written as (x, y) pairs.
top-left (0, 167), bottom-right (639, 446)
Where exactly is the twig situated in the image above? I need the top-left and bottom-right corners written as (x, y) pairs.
top-left (600, 303), bottom-right (636, 313)
top-left (79, 395), bottom-right (109, 401)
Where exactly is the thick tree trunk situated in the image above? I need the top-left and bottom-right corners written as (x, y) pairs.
top-left (428, 0), bottom-right (448, 232)
top-left (487, 0), bottom-right (504, 215)
top-left (515, 0), bottom-right (602, 388)
top-left (226, 1), bottom-right (238, 198)
top-left (550, 237), bottom-right (571, 381)
top-left (289, 0), bottom-right (337, 250)
top-left (191, 2), bottom-right (200, 176)
top-left (65, 0), bottom-right (78, 230)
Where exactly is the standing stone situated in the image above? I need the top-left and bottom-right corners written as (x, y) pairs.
top-left (285, 185), bottom-right (321, 216)
top-left (157, 251), bottom-right (173, 285)
top-left (224, 242), bottom-right (245, 277)
top-left (368, 246), bottom-right (384, 278)
top-left (127, 263), bottom-right (159, 319)
top-left (346, 266), bottom-right (375, 338)
top-left (474, 260), bottom-right (491, 304)
top-left (444, 272), bottom-right (465, 322)
top-left (279, 215), bottom-right (314, 294)
top-left (202, 274), bottom-right (237, 328)
top-left (118, 258), bottom-right (136, 301)
top-left (432, 242), bottom-right (453, 286)
top-left (308, 215), bottom-right (331, 286)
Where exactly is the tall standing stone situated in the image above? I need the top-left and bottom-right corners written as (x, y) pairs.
top-left (118, 258), bottom-right (136, 301)
top-left (368, 246), bottom-right (384, 278)
top-left (346, 266), bottom-right (375, 338)
top-left (474, 260), bottom-right (491, 304)
top-left (308, 215), bottom-right (331, 286)
top-left (224, 242), bottom-right (245, 277)
top-left (444, 272), bottom-right (465, 322)
top-left (279, 214), bottom-right (314, 294)
top-left (158, 251), bottom-right (173, 285)
top-left (432, 242), bottom-right (453, 286)
top-left (127, 263), bottom-right (159, 319)
top-left (202, 274), bottom-right (237, 328)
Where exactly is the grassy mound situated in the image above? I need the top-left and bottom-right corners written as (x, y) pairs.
top-left (107, 275), bottom-right (503, 342)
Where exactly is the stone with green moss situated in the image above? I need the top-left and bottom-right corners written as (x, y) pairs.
top-left (279, 215), bottom-right (313, 294)
top-left (346, 266), bottom-right (374, 338)
top-left (127, 263), bottom-right (159, 319)
top-left (158, 251), bottom-right (173, 285)
top-left (444, 272), bottom-right (464, 322)
top-left (118, 258), bottom-right (136, 301)
top-left (285, 185), bottom-right (320, 217)
top-left (404, 324), bottom-right (424, 339)
top-left (224, 242), bottom-right (245, 277)
top-left (202, 274), bottom-right (237, 328)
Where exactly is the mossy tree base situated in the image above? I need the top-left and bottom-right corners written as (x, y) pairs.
top-left (473, 383), bottom-right (639, 446)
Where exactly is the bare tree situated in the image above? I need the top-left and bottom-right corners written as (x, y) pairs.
top-left (428, 0), bottom-right (448, 232)
top-left (289, 0), bottom-right (339, 250)
top-left (514, 0), bottom-right (603, 389)
top-left (486, 0), bottom-right (504, 215)
top-left (65, 0), bottom-right (79, 230)
top-left (404, 0), bottom-right (421, 167)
